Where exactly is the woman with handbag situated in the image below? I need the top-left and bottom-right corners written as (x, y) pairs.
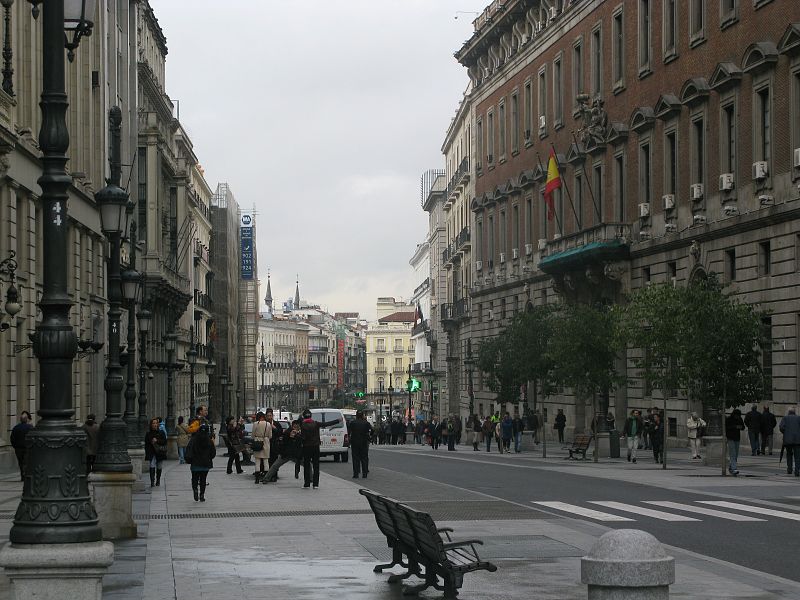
top-left (189, 423), bottom-right (216, 501)
top-left (176, 416), bottom-right (190, 464)
top-left (687, 412), bottom-right (707, 460)
top-left (144, 417), bottom-right (168, 487)
top-left (251, 412), bottom-right (272, 484)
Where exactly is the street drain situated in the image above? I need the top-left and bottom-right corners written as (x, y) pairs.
top-left (133, 508), bottom-right (373, 520)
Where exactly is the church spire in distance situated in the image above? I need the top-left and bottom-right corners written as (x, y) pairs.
top-left (265, 270), bottom-right (273, 314)
top-left (294, 275), bottom-right (300, 310)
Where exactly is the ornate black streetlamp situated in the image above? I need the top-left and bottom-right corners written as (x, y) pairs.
top-left (0, 250), bottom-right (21, 332)
top-left (6, 0), bottom-right (103, 551)
top-left (93, 106), bottom-right (132, 475)
top-left (258, 342), bottom-right (267, 408)
top-left (464, 339), bottom-right (475, 417)
top-left (122, 220), bottom-right (142, 453)
top-left (187, 325), bottom-right (197, 417)
top-left (164, 332), bottom-right (177, 433)
top-left (136, 305), bottom-right (152, 435)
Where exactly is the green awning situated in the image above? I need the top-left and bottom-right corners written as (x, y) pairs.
top-left (539, 239), bottom-right (629, 274)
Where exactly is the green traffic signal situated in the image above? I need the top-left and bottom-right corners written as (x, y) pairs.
top-left (406, 377), bottom-right (421, 393)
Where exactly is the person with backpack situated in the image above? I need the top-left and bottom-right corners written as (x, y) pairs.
top-left (144, 417), bottom-right (167, 487)
top-left (760, 406), bottom-right (778, 456)
top-left (187, 423), bottom-right (216, 501)
top-left (482, 416), bottom-right (494, 452)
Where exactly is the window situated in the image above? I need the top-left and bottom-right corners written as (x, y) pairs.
top-left (511, 92), bottom-right (519, 152)
top-left (690, 0), bottom-right (705, 45)
top-left (500, 298), bottom-right (506, 320)
top-left (476, 219), bottom-right (483, 262)
top-left (591, 25), bottom-right (602, 96)
top-left (556, 188), bottom-right (564, 234)
top-left (643, 266), bottom-right (651, 285)
top-left (721, 0), bottom-right (738, 27)
top-left (476, 117), bottom-right (483, 170)
top-left (539, 189), bottom-right (547, 239)
top-left (665, 130), bottom-right (677, 194)
top-left (499, 210), bottom-right (507, 256)
top-left (394, 339), bottom-right (403, 353)
top-left (574, 172), bottom-right (583, 228)
top-left (498, 99), bottom-right (506, 159)
top-left (512, 204), bottom-right (519, 250)
top-left (553, 56), bottom-right (563, 126)
top-left (756, 87), bottom-right (771, 163)
top-left (793, 72), bottom-right (800, 174)
top-left (394, 358), bottom-right (403, 371)
top-left (487, 110), bottom-right (495, 164)
top-left (615, 152), bottom-right (625, 221)
top-left (525, 197), bottom-right (532, 243)
top-left (691, 117), bottom-right (705, 186)
top-left (612, 8), bottom-right (624, 89)
top-left (377, 358), bottom-right (384, 369)
top-left (759, 240), bottom-right (771, 276)
top-left (668, 261), bottom-right (677, 285)
top-left (524, 80), bottom-right (532, 141)
top-left (573, 38), bottom-right (583, 103)
top-left (721, 103), bottom-right (736, 175)
top-left (761, 316), bottom-right (773, 402)
top-left (538, 67), bottom-right (547, 133)
top-left (663, 0), bottom-right (677, 60)
top-left (593, 163), bottom-right (603, 224)
top-left (639, 142), bottom-right (652, 204)
top-left (725, 248), bottom-right (736, 282)
top-left (377, 339), bottom-right (385, 351)
top-left (488, 214), bottom-right (495, 267)
top-left (638, 0), bottom-right (651, 74)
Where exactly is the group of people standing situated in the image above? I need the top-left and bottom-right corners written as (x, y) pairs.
top-left (726, 405), bottom-right (800, 476)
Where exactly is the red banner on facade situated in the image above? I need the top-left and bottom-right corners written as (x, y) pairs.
top-left (337, 339), bottom-right (345, 389)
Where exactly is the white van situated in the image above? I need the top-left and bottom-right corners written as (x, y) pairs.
top-left (309, 408), bottom-right (349, 462)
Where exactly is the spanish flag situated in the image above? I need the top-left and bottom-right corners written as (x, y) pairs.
top-left (543, 148), bottom-right (562, 222)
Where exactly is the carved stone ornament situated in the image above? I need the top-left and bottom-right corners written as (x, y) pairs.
top-left (585, 265), bottom-right (602, 285)
top-left (576, 94), bottom-right (609, 147)
top-left (603, 261), bottom-right (627, 282)
top-left (690, 240), bottom-right (701, 263)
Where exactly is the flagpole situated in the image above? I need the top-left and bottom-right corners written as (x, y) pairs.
top-left (536, 152), bottom-right (563, 235)
top-left (571, 131), bottom-right (601, 224)
top-left (550, 143), bottom-right (581, 232)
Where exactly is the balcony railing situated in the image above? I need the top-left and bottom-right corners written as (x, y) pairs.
top-left (411, 362), bottom-right (431, 374)
top-left (441, 297), bottom-right (470, 324)
top-left (411, 319), bottom-right (429, 337)
top-left (194, 289), bottom-right (213, 312)
top-left (445, 157), bottom-right (470, 204)
top-left (194, 239), bottom-right (211, 265)
top-left (442, 226), bottom-right (471, 266)
top-left (539, 223), bottom-right (632, 274)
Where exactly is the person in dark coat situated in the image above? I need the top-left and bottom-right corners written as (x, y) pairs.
top-left (779, 408), bottom-right (800, 477)
top-left (10, 411), bottom-right (33, 481)
top-left (726, 408), bottom-right (746, 476)
top-left (300, 408), bottom-right (339, 489)
top-left (144, 417), bottom-right (167, 487)
top-left (760, 406), bottom-right (778, 456)
top-left (225, 417), bottom-right (244, 474)
top-left (266, 409), bottom-right (283, 469)
top-left (554, 409), bottom-right (567, 443)
top-left (82, 414), bottom-right (100, 474)
top-left (500, 413), bottom-right (514, 453)
top-left (428, 416), bottom-right (441, 450)
top-left (348, 410), bottom-right (373, 478)
top-left (512, 414), bottom-right (525, 453)
top-left (650, 413), bottom-right (664, 464)
top-left (482, 416), bottom-right (494, 452)
top-left (744, 405), bottom-right (763, 456)
top-left (263, 420), bottom-right (303, 483)
top-left (189, 423), bottom-right (216, 501)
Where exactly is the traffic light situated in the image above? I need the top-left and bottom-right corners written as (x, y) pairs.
top-left (406, 377), bottom-right (421, 393)
top-left (352, 391), bottom-right (365, 398)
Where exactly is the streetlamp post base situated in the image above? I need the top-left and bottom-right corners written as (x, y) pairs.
top-left (702, 437), bottom-right (725, 469)
top-left (0, 540), bottom-right (114, 600)
top-left (127, 448), bottom-right (145, 477)
top-left (88, 472), bottom-right (138, 540)
top-left (167, 435), bottom-right (179, 460)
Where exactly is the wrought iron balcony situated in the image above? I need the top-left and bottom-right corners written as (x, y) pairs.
top-left (194, 289), bottom-right (213, 312)
top-left (411, 319), bottom-right (429, 337)
top-left (445, 157), bottom-right (470, 206)
top-left (440, 297), bottom-right (470, 325)
top-left (539, 223), bottom-right (632, 275)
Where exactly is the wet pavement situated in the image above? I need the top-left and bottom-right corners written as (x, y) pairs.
top-left (1, 440), bottom-right (800, 599)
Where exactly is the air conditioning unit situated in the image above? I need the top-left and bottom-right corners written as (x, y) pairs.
top-left (719, 173), bottom-right (735, 191)
top-left (638, 202), bottom-right (650, 218)
top-left (512, 248), bottom-right (519, 259)
top-left (752, 161), bottom-right (769, 180)
top-left (664, 223), bottom-right (677, 233)
top-left (723, 205), bottom-right (739, 217)
top-left (693, 214), bottom-right (707, 226)
top-left (488, 154), bottom-right (494, 163)
top-left (525, 243), bottom-right (533, 256)
top-left (539, 115), bottom-right (546, 129)
top-left (499, 252), bottom-right (506, 264)
top-left (488, 309), bottom-right (494, 321)
top-left (524, 129), bottom-right (531, 140)
top-left (537, 238), bottom-right (547, 251)
top-left (639, 231), bottom-right (651, 241)
top-left (690, 183), bottom-right (704, 200)
top-left (759, 194), bottom-right (774, 207)
top-left (475, 260), bottom-right (483, 272)
top-left (662, 194), bottom-right (675, 210)
top-left (793, 148), bottom-right (800, 168)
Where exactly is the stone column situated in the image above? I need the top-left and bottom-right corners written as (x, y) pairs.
top-left (581, 529), bottom-right (674, 599)
top-left (87, 472), bottom-right (138, 539)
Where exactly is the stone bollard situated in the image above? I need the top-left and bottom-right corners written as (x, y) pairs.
top-left (581, 529), bottom-right (675, 599)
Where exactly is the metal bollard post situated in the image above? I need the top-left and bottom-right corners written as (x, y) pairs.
top-left (581, 529), bottom-right (675, 599)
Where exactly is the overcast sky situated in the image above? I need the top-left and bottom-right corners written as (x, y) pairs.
top-left (151, 0), bottom-right (487, 320)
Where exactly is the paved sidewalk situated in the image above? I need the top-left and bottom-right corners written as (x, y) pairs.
top-left (2, 452), bottom-right (800, 599)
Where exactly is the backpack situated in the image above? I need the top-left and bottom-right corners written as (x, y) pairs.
top-left (184, 436), bottom-right (195, 464)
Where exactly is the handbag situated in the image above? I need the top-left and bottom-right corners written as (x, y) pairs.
top-left (155, 440), bottom-right (168, 459)
top-left (250, 439), bottom-right (264, 451)
top-left (697, 425), bottom-right (707, 438)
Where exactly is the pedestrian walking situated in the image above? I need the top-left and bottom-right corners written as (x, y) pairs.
top-left (529, 411), bottom-right (541, 445)
top-left (429, 416), bottom-right (441, 450)
top-left (144, 417), bottom-right (167, 487)
top-left (224, 417), bottom-right (244, 474)
top-left (779, 408), bottom-right (800, 477)
top-left (760, 406), bottom-right (777, 456)
top-left (300, 408), bottom-right (340, 489)
top-left (744, 405), bottom-right (762, 456)
top-left (251, 412), bottom-right (272, 484)
top-left (686, 412), bottom-right (706, 459)
top-left (188, 423), bottom-right (215, 502)
top-left (10, 411), bottom-right (33, 481)
top-left (176, 416), bottom-right (190, 464)
top-left (554, 409), bottom-right (566, 443)
top-left (81, 413), bottom-right (99, 474)
top-left (651, 413), bottom-right (664, 464)
top-left (471, 415), bottom-right (483, 451)
top-left (446, 415), bottom-right (457, 451)
top-left (512, 413), bottom-right (525, 453)
top-left (623, 409), bottom-right (644, 464)
top-left (482, 416), bottom-right (494, 452)
top-left (348, 410), bottom-right (373, 478)
top-left (266, 409), bottom-right (283, 468)
top-left (263, 419), bottom-right (304, 483)
top-left (494, 420), bottom-right (503, 453)
top-left (500, 412), bottom-right (513, 453)
top-left (453, 415), bottom-right (462, 445)
top-left (726, 408), bottom-right (746, 476)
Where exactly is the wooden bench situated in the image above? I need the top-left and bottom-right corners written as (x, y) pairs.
top-left (360, 489), bottom-right (497, 598)
top-left (564, 433), bottom-right (593, 460)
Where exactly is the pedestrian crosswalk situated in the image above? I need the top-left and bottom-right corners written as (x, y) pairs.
top-left (532, 499), bottom-right (796, 524)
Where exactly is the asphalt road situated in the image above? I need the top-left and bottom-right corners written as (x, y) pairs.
top-left (322, 444), bottom-right (800, 582)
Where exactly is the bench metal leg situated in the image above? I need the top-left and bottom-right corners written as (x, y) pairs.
top-left (389, 559), bottom-right (422, 584)
top-left (442, 574), bottom-right (461, 599)
top-left (374, 548), bottom-right (407, 573)
top-left (402, 571), bottom-right (441, 596)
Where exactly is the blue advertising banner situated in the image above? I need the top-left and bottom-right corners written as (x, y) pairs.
top-left (240, 213), bottom-right (254, 280)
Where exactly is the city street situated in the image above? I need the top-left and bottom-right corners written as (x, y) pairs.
top-left (3, 439), bottom-right (800, 599)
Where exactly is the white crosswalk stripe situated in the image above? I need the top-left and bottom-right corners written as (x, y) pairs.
top-left (589, 501), bottom-right (700, 522)
top-left (532, 501), bottom-right (635, 522)
top-left (643, 501), bottom-right (765, 522)
top-left (698, 501), bottom-right (800, 521)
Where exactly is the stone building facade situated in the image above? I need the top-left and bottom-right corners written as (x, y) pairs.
top-left (445, 0), bottom-right (800, 440)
